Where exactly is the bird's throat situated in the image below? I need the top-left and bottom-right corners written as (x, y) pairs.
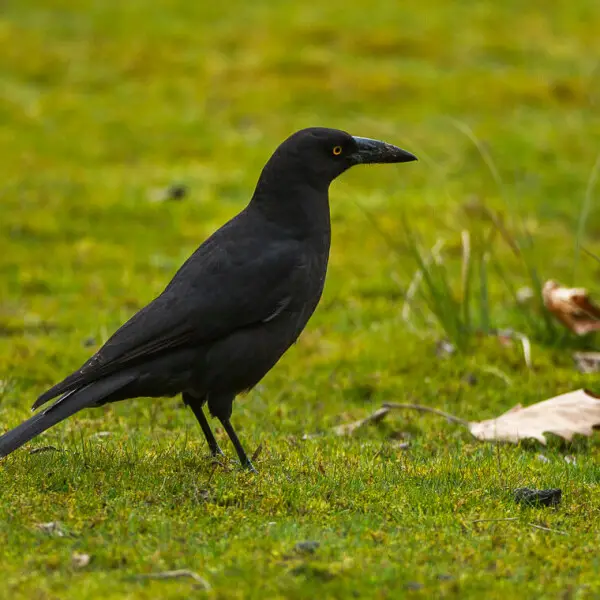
top-left (250, 184), bottom-right (331, 241)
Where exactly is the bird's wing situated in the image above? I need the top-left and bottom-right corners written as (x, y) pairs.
top-left (34, 234), bottom-right (304, 408)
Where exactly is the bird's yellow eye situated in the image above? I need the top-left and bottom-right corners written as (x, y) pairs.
top-left (332, 145), bottom-right (343, 156)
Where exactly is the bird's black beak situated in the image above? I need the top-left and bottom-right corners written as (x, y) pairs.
top-left (350, 136), bottom-right (417, 165)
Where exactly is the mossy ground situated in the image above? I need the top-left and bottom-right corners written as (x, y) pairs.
top-left (1, 1), bottom-right (600, 598)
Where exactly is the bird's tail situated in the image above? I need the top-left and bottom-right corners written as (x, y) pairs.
top-left (0, 372), bottom-right (135, 458)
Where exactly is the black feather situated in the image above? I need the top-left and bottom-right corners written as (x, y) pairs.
top-left (1, 373), bottom-right (136, 457)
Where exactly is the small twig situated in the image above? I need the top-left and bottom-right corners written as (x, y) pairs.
top-left (206, 461), bottom-right (222, 484)
top-left (29, 446), bottom-right (61, 455)
top-left (333, 407), bottom-right (391, 436)
top-left (251, 443), bottom-right (263, 462)
top-left (383, 403), bottom-right (469, 427)
top-left (133, 570), bottom-right (211, 590)
top-left (471, 517), bottom-right (518, 524)
top-left (528, 523), bottom-right (567, 535)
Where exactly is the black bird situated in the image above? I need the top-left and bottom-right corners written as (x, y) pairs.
top-left (0, 127), bottom-right (416, 470)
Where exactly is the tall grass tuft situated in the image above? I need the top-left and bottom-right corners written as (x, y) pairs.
top-left (401, 219), bottom-right (497, 352)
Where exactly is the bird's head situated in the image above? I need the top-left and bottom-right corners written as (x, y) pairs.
top-left (262, 127), bottom-right (417, 190)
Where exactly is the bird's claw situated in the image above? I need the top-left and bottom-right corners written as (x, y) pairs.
top-left (210, 446), bottom-right (226, 458)
top-left (242, 459), bottom-right (258, 474)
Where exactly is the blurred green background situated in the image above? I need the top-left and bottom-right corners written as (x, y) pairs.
top-left (1, 1), bottom-right (600, 599)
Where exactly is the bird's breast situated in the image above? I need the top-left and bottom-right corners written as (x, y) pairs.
top-left (294, 235), bottom-right (330, 322)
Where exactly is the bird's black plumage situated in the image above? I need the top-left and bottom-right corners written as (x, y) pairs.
top-left (0, 127), bottom-right (417, 469)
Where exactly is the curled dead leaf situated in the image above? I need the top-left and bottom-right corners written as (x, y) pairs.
top-left (468, 389), bottom-right (600, 444)
top-left (542, 280), bottom-right (600, 335)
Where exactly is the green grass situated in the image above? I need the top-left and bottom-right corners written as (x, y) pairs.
top-left (1, 1), bottom-right (600, 598)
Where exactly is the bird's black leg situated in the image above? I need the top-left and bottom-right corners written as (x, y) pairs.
top-left (183, 393), bottom-right (224, 457)
top-left (218, 417), bottom-right (257, 473)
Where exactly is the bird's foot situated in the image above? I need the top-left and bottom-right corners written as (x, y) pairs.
top-left (241, 458), bottom-right (258, 474)
top-left (210, 445), bottom-right (226, 458)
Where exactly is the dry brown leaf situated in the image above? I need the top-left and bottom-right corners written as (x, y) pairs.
top-left (542, 280), bottom-right (600, 335)
top-left (468, 389), bottom-right (600, 444)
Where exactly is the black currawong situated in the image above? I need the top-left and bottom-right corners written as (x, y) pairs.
top-left (0, 127), bottom-right (417, 471)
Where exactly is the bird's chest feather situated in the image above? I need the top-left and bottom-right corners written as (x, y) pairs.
top-left (294, 234), bottom-right (330, 322)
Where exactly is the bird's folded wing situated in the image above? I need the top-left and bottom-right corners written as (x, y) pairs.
top-left (34, 239), bottom-right (303, 408)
